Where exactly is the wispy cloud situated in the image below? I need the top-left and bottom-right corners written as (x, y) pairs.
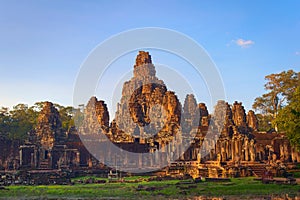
top-left (296, 51), bottom-right (300, 56)
top-left (235, 38), bottom-right (254, 48)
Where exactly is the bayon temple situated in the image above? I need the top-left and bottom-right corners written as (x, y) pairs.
top-left (1, 51), bottom-right (299, 179)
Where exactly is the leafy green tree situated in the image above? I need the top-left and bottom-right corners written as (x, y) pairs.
top-left (255, 113), bottom-right (273, 132)
top-left (0, 107), bottom-right (11, 138)
top-left (274, 86), bottom-right (300, 149)
top-left (8, 104), bottom-right (38, 141)
top-left (0, 104), bottom-right (38, 141)
top-left (0, 102), bottom-right (79, 141)
top-left (32, 101), bottom-right (47, 112)
top-left (73, 107), bottom-right (84, 128)
top-left (253, 70), bottom-right (299, 130)
top-left (55, 104), bottom-right (75, 132)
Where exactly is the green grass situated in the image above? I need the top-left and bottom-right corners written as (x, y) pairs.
top-left (0, 177), bottom-right (299, 199)
top-left (291, 171), bottom-right (300, 178)
top-left (194, 177), bottom-right (299, 197)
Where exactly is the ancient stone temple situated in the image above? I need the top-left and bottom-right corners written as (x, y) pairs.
top-left (77, 51), bottom-right (300, 176)
top-left (19, 102), bottom-right (80, 169)
top-left (247, 110), bottom-right (258, 131)
top-left (113, 51), bottom-right (181, 146)
top-left (79, 97), bottom-right (110, 135)
top-left (196, 100), bottom-right (300, 178)
top-left (0, 50), bottom-right (298, 180)
top-left (35, 102), bottom-right (65, 148)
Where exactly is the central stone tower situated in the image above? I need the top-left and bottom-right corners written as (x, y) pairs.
top-left (133, 51), bottom-right (155, 78)
top-left (113, 51), bottom-right (181, 145)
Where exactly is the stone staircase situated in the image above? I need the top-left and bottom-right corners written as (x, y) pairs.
top-left (207, 167), bottom-right (224, 178)
top-left (39, 160), bottom-right (50, 169)
top-left (249, 165), bottom-right (266, 177)
top-left (199, 168), bottom-right (208, 178)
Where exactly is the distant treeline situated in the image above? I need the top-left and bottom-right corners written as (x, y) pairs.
top-left (0, 102), bottom-right (76, 141)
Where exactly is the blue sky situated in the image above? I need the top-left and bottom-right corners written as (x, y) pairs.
top-left (0, 1), bottom-right (299, 115)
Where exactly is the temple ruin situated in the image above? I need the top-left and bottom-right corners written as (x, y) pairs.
top-left (1, 51), bottom-right (299, 181)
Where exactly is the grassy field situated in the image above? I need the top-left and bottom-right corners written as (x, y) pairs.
top-left (0, 177), bottom-right (299, 199)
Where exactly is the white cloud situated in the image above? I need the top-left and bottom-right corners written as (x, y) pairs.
top-left (235, 38), bottom-right (254, 48)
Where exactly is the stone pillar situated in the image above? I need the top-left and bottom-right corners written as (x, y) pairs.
top-left (231, 139), bottom-right (235, 161)
top-left (244, 139), bottom-right (248, 161)
top-left (140, 127), bottom-right (145, 144)
top-left (235, 139), bottom-right (239, 161)
top-left (88, 157), bottom-right (92, 168)
top-left (197, 151), bottom-right (201, 163)
top-left (124, 151), bottom-right (128, 166)
top-left (49, 150), bottom-right (53, 168)
top-left (217, 153), bottom-right (221, 166)
top-left (149, 153), bottom-right (153, 166)
top-left (238, 139), bottom-right (242, 160)
top-left (221, 142), bottom-right (226, 161)
top-left (155, 150), bottom-right (159, 165)
top-left (227, 140), bottom-right (231, 160)
top-left (76, 152), bottom-right (80, 166)
top-left (34, 148), bottom-right (37, 168)
top-left (249, 139), bottom-right (256, 162)
top-left (283, 141), bottom-right (290, 162)
top-left (19, 149), bottom-right (22, 166)
top-left (280, 144), bottom-right (284, 161)
top-left (64, 150), bottom-right (67, 166)
top-left (216, 140), bottom-right (220, 155)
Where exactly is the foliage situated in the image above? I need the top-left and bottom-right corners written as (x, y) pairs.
top-left (255, 113), bottom-right (273, 131)
top-left (54, 104), bottom-right (75, 132)
top-left (0, 102), bottom-right (77, 141)
top-left (253, 70), bottom-right (299, 117)
top-left (73, 107), bottom-right (84, 128)
top-left (274, 86), bottom-right (300, 149)
top-left (0, 104), bottom-right (37, 141)
top-left (0, 107), bottom-right (11, 138)
top-left (253, 70), bottom-right (299, 131)
top-left (0, 177), bottom-right (299, 199)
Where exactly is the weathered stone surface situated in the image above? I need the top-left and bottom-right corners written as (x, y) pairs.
top-left (182, 94), bottom-right (198, 134)
top-left (247, 110), bottom-right (258, 131)
top-left (232, 101), bottom-right (247, 130)
top-left (134, 51), bottom-right (152, 67)
top-left (134, 51), bottom-right (155, 78)
top-left (212, 100), bottom-right (231, 134)
top-left (201, 100), bottom-right (256, 163)
top-left (18, 102), bottom-right (82, 170)
top-left (0, 139), bottom-right (19, 170)
top-left (198, 103), bottom-right (209, 127)
top-left (114, 51), bottom-right (181, 145)
top-left (85, 96), bottom-right (110, 133)
top-left (1, 50), bottom-right (299, 179)
top-left (35, 102), bottom-right (64, 149)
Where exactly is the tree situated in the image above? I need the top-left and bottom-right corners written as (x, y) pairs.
top-left (0, 102), bottom-right (78, 141)
top-left (0, 107), bottom-right (11, 138)
top-left (54, 105), bottom-right (75, 132)
top-left (255, 113), bottom-right (273, 132)
top-left (274, 86), bottom-right (300, 149)
top-left (8, 104), bottom-right (38, 141)
top-left (253, 70), bottom-right (299, 130)
top-left (0, 104), bottom-right (38, 141)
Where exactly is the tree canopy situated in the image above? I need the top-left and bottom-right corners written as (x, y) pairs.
top-left (253, 70), bottom-right (299, 117)
top-left (274, 86), bottom-right (300, 149)
top-left (252, 70), bottom-right (299, 131)
top-left (0, 102), bottom-right (75, 141)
